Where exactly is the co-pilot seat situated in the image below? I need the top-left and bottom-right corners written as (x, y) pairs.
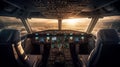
top-left (0, 29), bottom-right (22, 66)
top-left (87, 29), bottom-right (120, 67)
top-left (0, 29), bottom-right (42, 67)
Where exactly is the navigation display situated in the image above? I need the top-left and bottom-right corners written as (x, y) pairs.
top-left (52, 37), bottom-right (57, 41)
top-left (75, 37), bottom-right (79, 42)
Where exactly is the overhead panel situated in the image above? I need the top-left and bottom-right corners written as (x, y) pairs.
top-left (0, 0), bottom-right (120, 18)
top-left (91, 0), bottom-right (118, 10)
top-left (30, 0), bottom-right (92, 18)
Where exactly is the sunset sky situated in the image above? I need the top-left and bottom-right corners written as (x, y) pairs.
top-left (27, 18), bottom-right (91, 32)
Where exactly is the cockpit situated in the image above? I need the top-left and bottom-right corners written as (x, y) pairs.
top-left (0, 0), bottom-right (120, 67)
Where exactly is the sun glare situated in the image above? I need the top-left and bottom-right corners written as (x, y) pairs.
top-left (63, 19), bottom-right (81, 25)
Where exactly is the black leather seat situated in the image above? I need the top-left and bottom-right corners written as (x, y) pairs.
top-left (0, 29), bottom-right (42, 67)
top-left (87, 29), bottom-right (120, 67)
top-left (0, 29), bottom-right (21, 66)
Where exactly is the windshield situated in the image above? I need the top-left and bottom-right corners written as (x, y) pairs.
top-left (28, 18), bottom-right (91, 32)
top-left (0, 16), bottom-right (27, 35)
top-left (28, 18), bottom-right (58, 32)
top-left (92, 16), bottom-right (120, 36)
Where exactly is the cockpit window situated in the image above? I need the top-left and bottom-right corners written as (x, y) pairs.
top-left (28, 18), bottom-right (58, 32)
top-left (28, 18), bottom-right (91, 32)
top-left (0, 16), bottom-right (27, 35)
top-left (62, 18), bottom-right (91, 32)
top-left (92, 16), bottom-right (120, 36)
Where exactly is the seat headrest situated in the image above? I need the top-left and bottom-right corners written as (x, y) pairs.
top-left (97, 29), bottom-right (119, 44)
top-left (0, 29), bottom-right (20, 43)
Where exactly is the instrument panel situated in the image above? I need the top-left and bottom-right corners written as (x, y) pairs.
top-left (27, 30), bottom-right (94, 55)
top-left (28, 30), bottom-right (92, 45)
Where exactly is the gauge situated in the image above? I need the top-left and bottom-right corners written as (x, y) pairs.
top-left (35, 33), bottom-right (39, 36)
top-left (70, 36), bottom-right (73, 40)
top-left (81, 36), bottom-right (84, 40)
top-left (47, 37), bottom-right (50, 40)
top-left (35, 37), bottom-right (39, 40)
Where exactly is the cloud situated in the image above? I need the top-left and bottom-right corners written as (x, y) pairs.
top-left (0, 16), bottom-right (20, 22)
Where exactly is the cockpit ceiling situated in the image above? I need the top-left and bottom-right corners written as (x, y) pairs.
top-left (0, 0), bottom-right (120, 19)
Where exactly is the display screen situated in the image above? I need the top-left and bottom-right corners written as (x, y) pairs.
top-left (75, 37), bottom-right (79, 42)
top-left (35, 33), bottom-right (39, 35)
top-left (52, 37), bottom-right (57, 41)
top-left (39, 37), bottom-right (44, 42)
top-left (81, 36), bottom-right (84, 40)
top-left (47, 37), bottom-right (50, 40)
top-left (70, 36), bottom-right (73, 40)
top-left (35, 37), bottom-right (39, 40)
